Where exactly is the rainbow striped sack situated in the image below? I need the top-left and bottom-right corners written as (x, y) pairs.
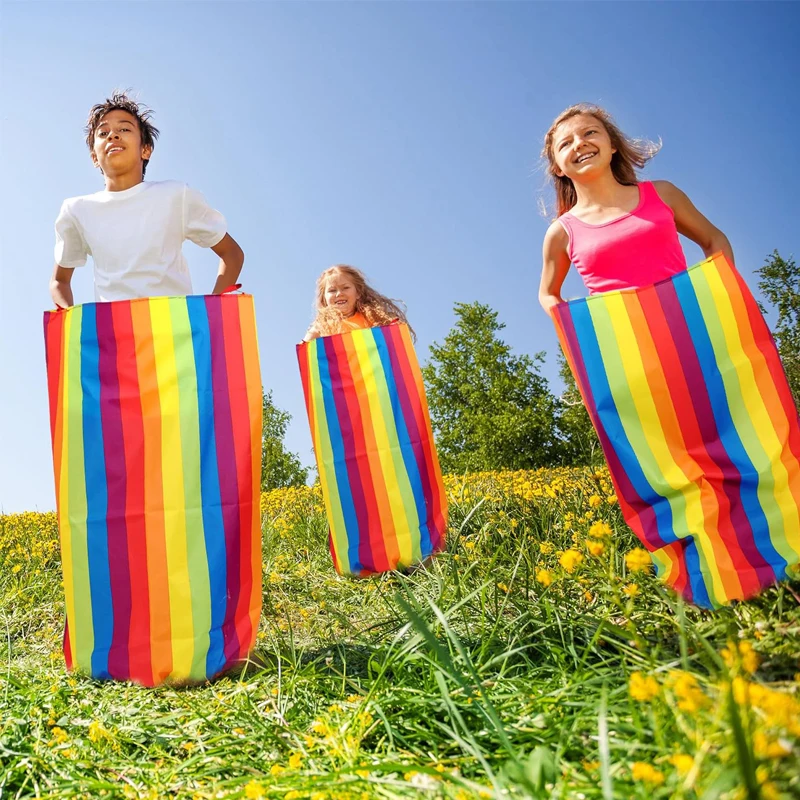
top-left (553, 254), bottom-right (800, 608)
top-left (43, 294), bottom-right (263, 685)
top-left (297, 324), bottom-right (447, 576)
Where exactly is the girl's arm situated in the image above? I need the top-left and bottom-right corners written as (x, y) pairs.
top-left (653, 181), bottom-right (735, 267)
top-left (539, 220), bottom-right (572, 317)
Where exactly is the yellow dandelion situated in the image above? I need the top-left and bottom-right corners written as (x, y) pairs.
top-left (586, 539), bottom-right (605, 557)
top-left (535, 569), bottom-right (553, 587)
top-left (625, 548), bottom-right (653, 573)
top-left (631, 762), bottom-right (665, 785)
top-left (244, 781), bottom-right (265, 800)
top-left (559, 549), bottom-right (584, 573)
top-left (622, 583), bottom-right (639, 598)
top-left (50, 727), bottom-right (69, 745)
top-left (588, 521), bottom-right (612, 538)
top-left (669, 753), bottom-right (694, 775)
top-left (628, 672), bottom-right (659, 702)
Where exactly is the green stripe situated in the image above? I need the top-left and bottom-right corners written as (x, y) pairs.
top-left (169, 298), bottom-right (210, 680)
top-left (66, 307), bottom-right (93, 670)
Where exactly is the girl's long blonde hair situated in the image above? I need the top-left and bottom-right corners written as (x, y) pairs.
top-left (310, 265), bottom-right (415, 339)
top-left (541, 103), bottom-right (661, 217)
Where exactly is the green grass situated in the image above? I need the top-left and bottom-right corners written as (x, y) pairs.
top-left (1, 469), bottom-right (799, 799)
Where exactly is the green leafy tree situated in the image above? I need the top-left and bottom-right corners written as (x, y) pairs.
top-left (756, 250), bottom-right (800, 407)
top-left (556, 350), bottom-right (603, 466)
top-left (422, 302), bottom-right (560, 473)
top-left (261, 390), bottom-right (308, 491)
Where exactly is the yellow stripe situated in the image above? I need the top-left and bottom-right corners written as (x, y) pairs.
top-left (696, 261), bottom-right (800, 561)
top-left (149, 298), bottom-right (194, 677)
top-left (352, 330), bottom-right (415, 565)
top-left (601, 295), bottom-right (726, 598)
top-left (59, 311), bottom-right (77, 665)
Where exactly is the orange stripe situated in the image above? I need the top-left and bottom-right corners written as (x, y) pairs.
top-left (624, 292), bottom-right (745, 599)
top-left (238, 296), bottom-right (262, 655)
top-left (130, 300), bottom-right (172, 682)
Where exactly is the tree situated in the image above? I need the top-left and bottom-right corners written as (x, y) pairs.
top-left (422, 302), bottom-right (560, 473)
top-left (756, 250), bottom-right (800, 406)
top-left (555, 350), bottom-right (603, 466)
top-left (261, 390), bottom-right (308, 491)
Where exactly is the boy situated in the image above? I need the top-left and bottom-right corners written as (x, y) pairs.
top-left (50, 92), bottom-right (243, 306)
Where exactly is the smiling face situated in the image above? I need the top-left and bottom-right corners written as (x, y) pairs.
top-left (323, 271), bottom-right (359, 317)
top-left (551, 113), bottom-right (616, 183)
top-left (90, 109), bottom-right (152, 178)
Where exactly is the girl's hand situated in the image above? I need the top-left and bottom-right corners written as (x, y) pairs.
top-left (653, 181), bottom-right (735, 267)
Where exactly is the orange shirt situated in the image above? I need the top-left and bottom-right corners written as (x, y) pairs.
top-left (340, 311), bottom-right (370, 331)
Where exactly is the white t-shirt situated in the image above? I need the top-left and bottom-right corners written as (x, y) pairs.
top-left (54, 180), bottom-right (227, 302)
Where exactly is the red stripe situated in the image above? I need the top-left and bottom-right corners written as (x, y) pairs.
top-left (63, 620), bottom-right (73, 670)
top-left (111, 301), bottom-right (153, 686)
top-left (95, 303), bottom-right (132, 680)
top-left (296, 344), bottom-right (315, 442)
top-left (43, 312), bottom-right (64, 457)
top-left (220, 297), bottom-right (255, 661)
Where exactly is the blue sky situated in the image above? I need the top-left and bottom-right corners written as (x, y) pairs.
top-left (1, 1), bottom-right (798, 513)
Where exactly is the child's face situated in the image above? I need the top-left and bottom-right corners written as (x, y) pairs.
top-left (324, 273), bottom-right (358, 316)
top-left (552, 114), bottom-right (615, 182)
top-left (91, 109), bottom-right (152, 178)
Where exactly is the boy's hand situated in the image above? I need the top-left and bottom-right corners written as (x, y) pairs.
top-left (50, 265), bottom-right (75, 308)
top-left (210, 234), bottom-right (244, 294)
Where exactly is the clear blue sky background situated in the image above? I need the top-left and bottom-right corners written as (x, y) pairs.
top-left (1, 1), bottom-right (798, 513)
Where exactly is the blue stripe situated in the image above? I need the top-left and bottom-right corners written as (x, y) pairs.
top-left (317, 338), bottom-right (363, 573)
top-left (80, 304), bottom-right (113, 679)
top-left (681, 537), bottom-right (712, 609)
top-left (572, 301), bottom-right (679, 547)
top-left (674, 271), bottom-right (786, 576)
top-left (187, 297), bottom-right (226, 676)
top-left (372, 328), bottom-right (433, 558)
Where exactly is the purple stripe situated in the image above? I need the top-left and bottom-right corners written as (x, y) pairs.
top-left (95, 303), bottom-right (132, 680)
top-left (323, 335), bottom-right (375, 571)
top-left (205, 297), bottom-right (241, 664)
top-left (556, 305), bottom-right (665, 553)
top-left (655, 281), bottom-right (767, 572)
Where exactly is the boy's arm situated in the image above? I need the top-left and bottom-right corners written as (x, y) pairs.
top-left (50, 265), bottom-right (75, 308)
top-left (210, 233), bottom-right (244, 294)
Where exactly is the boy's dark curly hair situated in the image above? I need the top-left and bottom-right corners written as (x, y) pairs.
top-left (85, 91), bottom-right (159, 176)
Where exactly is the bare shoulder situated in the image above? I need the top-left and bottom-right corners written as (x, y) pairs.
top-left (651, 180), bottom-right (684, 203)
top-left (543, 218), bottom-right (569, 251)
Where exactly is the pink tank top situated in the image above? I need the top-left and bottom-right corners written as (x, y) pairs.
top-left (559, 182), bottom-right (687, 294)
